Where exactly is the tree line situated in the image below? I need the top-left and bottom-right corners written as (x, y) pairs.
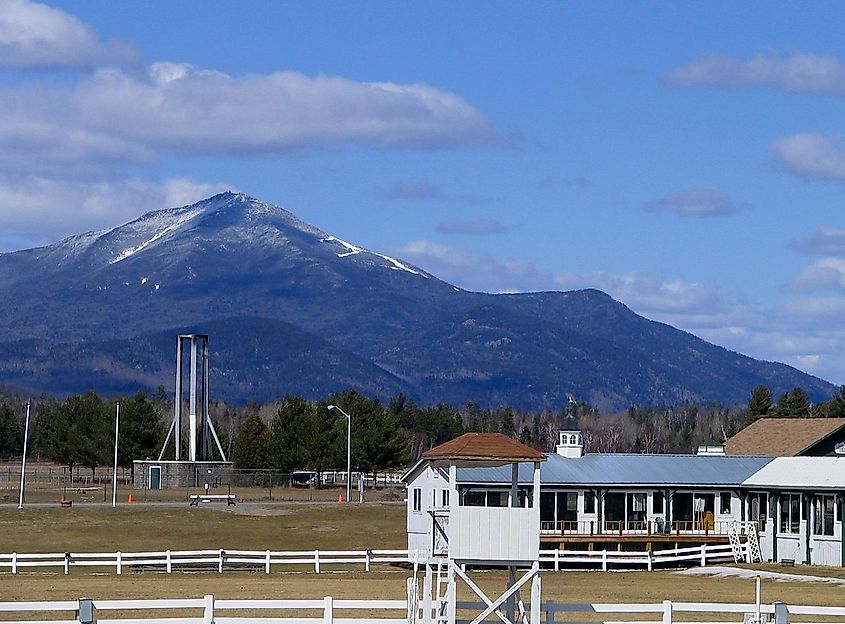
top-left (1, 383), bottom-right (844, 476)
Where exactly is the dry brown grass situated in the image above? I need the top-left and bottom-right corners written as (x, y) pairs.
top-left (0, 503), bottom-right (406, 553)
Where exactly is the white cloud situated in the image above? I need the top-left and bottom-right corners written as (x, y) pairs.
top-left (0, 64), bottom-right (497, 174)
top-left (0, 176), bottom-right (231, 246)
top-left (0, 0), bottom-right (138, 68)
top-left (375, 182), bottom-right (488, 205)
top-left (771, 133), bottom-right (845, 180)
top-left (643, 188), bottom-right (749, 217)
top-left (785, 258), bottom-right (845, 293)
top-left (791, 226), bottom-right (845, 256)
top-left (665, 53), bottom-right (845, 95)
top-left (436, 219), bottom-right (510, 236)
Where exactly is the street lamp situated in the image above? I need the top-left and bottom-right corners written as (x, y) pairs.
top-left (327, 405), bottom-right (351, 504)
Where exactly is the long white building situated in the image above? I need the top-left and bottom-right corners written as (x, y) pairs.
top-left (404, 430), bottom-right (845, 567)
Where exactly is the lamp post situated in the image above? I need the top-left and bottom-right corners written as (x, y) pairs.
top-left (327, 405), bottom-right (351, 504)
top-left (112, 402), bottom-right (120, 508)
top-left (18, 401), bottom-right (30, 509)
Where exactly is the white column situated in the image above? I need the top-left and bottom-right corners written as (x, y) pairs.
top-left (174, 339), bottom-right (182, 460)
top-left (189, 336), bottom-right (198, 462)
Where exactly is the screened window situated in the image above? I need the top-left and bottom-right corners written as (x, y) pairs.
top-left (584, 491), bottom-right (596, 514)
top-left (487, 491), bottom-right (509, 508)
top-left (652, 492), bottom-right (664, 515)
top-left (720, 492), bottom-right (732, 515)
top-left (441, 489), bottom-right (449, 507)
top-left (814, 494), bottom-right (835, 536)
top-left (780, 493), bottom-right (801, 534)
top-left (412, 488), bottom-right (422, 512)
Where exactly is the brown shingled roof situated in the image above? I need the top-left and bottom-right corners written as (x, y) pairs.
top-left (422, 432), bottom-right (545, 463)
top-left (725, 417), bottom-right (845, 456)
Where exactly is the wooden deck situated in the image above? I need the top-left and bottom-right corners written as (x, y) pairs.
top-left (541, 533), bottom-right (730, 550)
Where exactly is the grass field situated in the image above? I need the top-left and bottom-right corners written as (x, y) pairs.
top-left (0, 502), bottom-right (407, 553)
top-left (1, 504), bottom-right (845, 612)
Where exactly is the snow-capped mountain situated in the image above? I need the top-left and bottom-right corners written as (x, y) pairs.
top-left (0, 192), bottom-right (834, 408)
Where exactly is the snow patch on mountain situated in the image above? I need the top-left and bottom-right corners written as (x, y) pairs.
top-left (322, 235), bottom-right (363, 258)
top-left (109, 207), bottom-right (204, 264)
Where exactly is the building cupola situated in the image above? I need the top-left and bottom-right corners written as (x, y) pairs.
top-left (556, 429), bottom-right (584, 458)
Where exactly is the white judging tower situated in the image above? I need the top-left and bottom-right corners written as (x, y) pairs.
top-left (414, 432), bottom-right (545, 624)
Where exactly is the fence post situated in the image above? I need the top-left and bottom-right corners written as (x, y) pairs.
top-left (64, 552), bottom-right (70, 575)
top-left (365, 549), bottom-right (371, 572)
top-left (773, 602), bottom-right (788, 624)
top-left (204, 594), bottom-right (214, 624)
top-left (11, 552), bottom-right (16, 575)
top-left (647, 549), bottom-right (653, 571)
top-left (218, 549), bottom-right (224, 573)
top-left (662, 600), bottom-right (673, 624)
top-left (602, 550), bottom-right (608, 571)
top-left (700, 544), bottom-right (706, 567)
top-left (323, 595), bottom-right (333, 624)
top-left (265, 550), bottom-right (271, 574)
top-left (315, 550), bottom-right (321, 573)
top-left (554, 548), bottom-right (559, 572)
top-left (116, 551), bottom-right (122, 575)
top-left (166, 549), bottom-right (172, 573)
top-left (407, 577), bottom-right (418, 624)
top-left (77, 598), bottom-right (95, 624)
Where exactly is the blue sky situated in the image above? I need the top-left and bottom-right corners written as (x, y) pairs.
top-left (2, 1), bottom-right (845, 387)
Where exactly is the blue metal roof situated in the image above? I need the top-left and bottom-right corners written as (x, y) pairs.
top-left (457, 453), bottom-right (775, 487)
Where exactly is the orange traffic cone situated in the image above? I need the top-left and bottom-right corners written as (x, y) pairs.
top-left (127, 494), bottom-right (134, 504)
top-left (338, 494), bottom-right (343, 504)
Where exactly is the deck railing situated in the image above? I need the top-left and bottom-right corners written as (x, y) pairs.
top-left (539, 542), bottom-right (737, 570)
top-left (540, 519), bottom-right (744, 536)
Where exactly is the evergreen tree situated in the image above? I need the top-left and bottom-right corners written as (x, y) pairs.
top-left (747, 385), bottom-right (772, 421)
top-left (822, 386), bottom-right (845, 418)
top-left (0, 403), bottom-right (22, 460)
top-left (270, 395), bottom-right (312, 472)
top-left (499, 406), bottom-right (516, 438)
top-left (772, 387), bottom-right (812, 418)
top-left (115, 391), bottom-right (165, 468)
top-left (232, 413), bottom-right (270, 469)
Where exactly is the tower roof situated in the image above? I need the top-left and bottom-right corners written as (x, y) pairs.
top-left (422, 432), bottom-right (545, 464)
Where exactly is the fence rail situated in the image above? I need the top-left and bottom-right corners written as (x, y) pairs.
top-left (0, 596), bottom-right (842, 624)
top-left (539, 543), bottom-right (738, 570)
top-left (0, 543), bottom-right (741, 575)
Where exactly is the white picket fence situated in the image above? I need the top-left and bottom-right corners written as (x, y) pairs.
top-left (1, 596), bottom-right (844, 624)
top-left (0, 594), bottom-right (410, 623)
top-left (539, 542), bottom-right (738, 570)
top-left (0, 548), bottom-right (410, 575)
top-left (0, 543), bottom-right (739, 575)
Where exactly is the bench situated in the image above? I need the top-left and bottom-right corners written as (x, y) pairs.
top-left (60, 500), bottom-right (73, 508)
top-left (189, 494), bottom-right (237, 507)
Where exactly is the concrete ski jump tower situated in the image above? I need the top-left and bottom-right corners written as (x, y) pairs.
top-left (160, 334), bottom-right (226, 462)
top-left (133, 334), bottom-right (230, 490)
top-left (416, 433), bottom-right (545, 624)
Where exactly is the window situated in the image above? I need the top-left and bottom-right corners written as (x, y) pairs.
top-left (412, 488), bottom-right (422, 512)
top-left (463, 490), bottom-right (486, 507)
top-left (432, 489), bottom-right (437, 508)
top-left (652, 492), bottom-right (664, 515)
top-left (749, 492), bottom-right (768, 526)
top-left (441, 489), bottom-right (449, 507)
top-left (487, 491), bottom-right (508, 508)
top-left (780, 493), bottom-right (801, 534)
top-left (584, 491), bottom-right (596, 514)
top-left (570, 435), bottom-right (578, 444)
top-left (720, 493), bottom-right (732, 515)
top-left (814, 494), bottom-right (835, 536)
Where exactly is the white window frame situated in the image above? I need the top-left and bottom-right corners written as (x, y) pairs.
top-left (412, 488), bottom-right (422, 513)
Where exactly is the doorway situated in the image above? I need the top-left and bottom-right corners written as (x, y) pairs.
top-left (150, 466), bottom-right (161, 490)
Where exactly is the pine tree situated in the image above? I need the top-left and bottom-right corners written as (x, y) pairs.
top-left (747, 385), bottom-right (772, 422)
top-left (0, 403), bottom-right (22, 460)
top-left (270, 395), bottom-right (312, 472)
top-left (232, 413), bottom-right (270, 469)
